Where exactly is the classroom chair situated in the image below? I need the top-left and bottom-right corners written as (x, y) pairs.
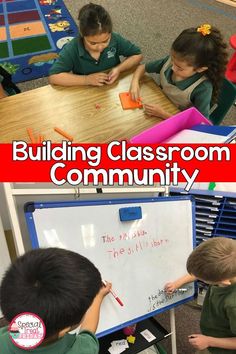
top-left (0, 66), bottom-right (20, 95)
top-left (209, 78), bottom-right (236, 125)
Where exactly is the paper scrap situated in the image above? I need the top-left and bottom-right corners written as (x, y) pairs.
top-left (108, 339), bottom-right (129, 354)
top-left (140, 329), bottom-right (156, 342)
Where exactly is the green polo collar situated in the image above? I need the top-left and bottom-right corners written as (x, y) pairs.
top-left (76, 33), bottom-right (116, 58)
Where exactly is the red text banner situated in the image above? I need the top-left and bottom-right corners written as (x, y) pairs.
top-left (0, 142), bottom-right (235, 191)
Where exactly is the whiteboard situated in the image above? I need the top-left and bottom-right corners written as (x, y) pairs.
top-left (25, 196), bottom-right (195, 337)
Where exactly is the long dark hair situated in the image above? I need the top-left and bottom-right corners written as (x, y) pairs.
top-left (172, 26), bottom-right (228, 104)
top-left (78, 3), bottom-right (112, 37)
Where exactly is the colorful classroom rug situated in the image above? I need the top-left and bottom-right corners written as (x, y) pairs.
top-left (0, 0), bottom-right (78, 83)
top-left (216, 0), bottom-right (236, 7)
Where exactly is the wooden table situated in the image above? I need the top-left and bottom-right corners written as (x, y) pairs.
top-left (0, 72), bottom-right (179, 143)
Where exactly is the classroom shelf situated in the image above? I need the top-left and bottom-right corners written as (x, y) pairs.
top-left (99, 317), bottom-right (168, 354)
top-left (170, 188), bottom-right (236, 243)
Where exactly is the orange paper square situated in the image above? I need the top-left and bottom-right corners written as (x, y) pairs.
top-left (119, 92), bottom-right (143, 110)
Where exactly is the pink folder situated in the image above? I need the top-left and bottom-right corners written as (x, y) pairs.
top-left (130, 107), bottom-right (212, 144)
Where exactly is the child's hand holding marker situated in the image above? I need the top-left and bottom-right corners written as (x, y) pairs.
top-left (102, 280), bottom-right (124, 306)
top-left (164, 282), bottom-right (178, 294)
top-left (100, 280), bottom-right (112, 297)
top-left (165, 275), bottom-right (195, 294)
top-left (164, 282), bottom-right (188, 294)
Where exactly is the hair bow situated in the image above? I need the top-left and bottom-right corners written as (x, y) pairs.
top-left (197, 24), bottom-right (211, 36)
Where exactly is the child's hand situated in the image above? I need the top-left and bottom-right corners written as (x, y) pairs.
top-left (107, 68), bottom-right (120, 84)
top-left (188, 334), bottom-right (210, 350)
top-left (143, 103), bottom-right (167, 119)
top-left (129, 81), bottom-right (140, 101)
top-left (99, 281), bottom-right (112, 298)
top-left (80, 281), bottom-right (112, 333)
top-left (164, 282), bottom-right (177, 294)
top-left (86, 72), bottom-right (109, 86)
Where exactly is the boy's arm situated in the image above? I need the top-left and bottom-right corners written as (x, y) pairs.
top-left (80, 282), bottom-right (112, 333)
top-left (208, 336), bottom-right (236, 350)
top-left (189, 334), bottom-right (236, 351)
top-left (165, 273), bottom-right (196, 294)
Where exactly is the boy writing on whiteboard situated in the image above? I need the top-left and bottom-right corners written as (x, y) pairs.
top-left (165, 237), bottom-right (236, 354)
top-left (0, 247), bottom-right (111, 354)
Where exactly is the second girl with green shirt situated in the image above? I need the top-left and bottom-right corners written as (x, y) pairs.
top-left (130, 24), bottom-right (228, 119)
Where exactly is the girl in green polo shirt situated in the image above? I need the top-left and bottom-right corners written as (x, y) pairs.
top-left (49, 3), bottom-right (142, 87)
top-left (130, 24), bottom-right (228, 119)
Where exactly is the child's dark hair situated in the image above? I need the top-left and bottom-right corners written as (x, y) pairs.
top-left (0, 248), bottom-right (102, 338)
top-left (171, 25), bottom-right (228, 104)
top-left (78, 3), bottom-right (112, 37)
top-left (187, 237), bottom-right (236, 282)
